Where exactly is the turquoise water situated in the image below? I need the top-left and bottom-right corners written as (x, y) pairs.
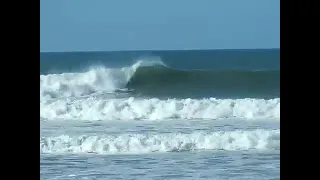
top-left (40, 49), bottom-right (280, 180)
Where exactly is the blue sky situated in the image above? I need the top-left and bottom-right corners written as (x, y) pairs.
top-left (40, 0), bottom-right (280, 52)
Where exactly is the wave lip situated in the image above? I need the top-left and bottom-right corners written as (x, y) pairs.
top-left (40, 97), bottom-right (280, 121)
top-left (40, 129), bottom-right (280, 155)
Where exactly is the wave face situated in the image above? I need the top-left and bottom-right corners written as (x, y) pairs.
top-left (40, 59), bottom-right (279, 101)
top-left (127, 66), bottom-right (279, 98)
top-left (40, 129), bottom-right (280, 154)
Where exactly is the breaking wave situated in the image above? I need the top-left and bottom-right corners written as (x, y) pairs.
top-left (40, 59), bottom-right (279, 101)
top-left (40, 129), bottom-right (280, 155)
top-left (40, 97), bottom-right (280, 121)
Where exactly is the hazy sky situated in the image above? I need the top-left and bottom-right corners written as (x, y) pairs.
top-left (40, 0), bottom-right (280, 52)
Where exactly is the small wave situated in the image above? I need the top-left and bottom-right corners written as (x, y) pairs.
top-left (40, 129), bottom-right (280, 154)
top-left (40, 97), bottom-right (280, 121)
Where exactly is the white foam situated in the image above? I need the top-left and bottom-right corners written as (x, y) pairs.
top-left (40, 129), bottom-right (280, 154)
top-left (40, 59), bottom-right (165, 101)
top-left (40, 97), bottom-right (280, 121)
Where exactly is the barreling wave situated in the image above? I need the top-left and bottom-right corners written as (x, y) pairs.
top-left (40, 58), bottom-right (279, 101)
top-left (40, 129), bottom-right (280, 155)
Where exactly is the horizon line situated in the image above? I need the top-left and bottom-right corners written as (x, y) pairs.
top-left (40, 47), bottom-right (280, 53)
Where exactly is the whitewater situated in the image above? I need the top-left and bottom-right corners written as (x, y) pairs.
top-left (40, 52), bottom-right (280, 180)
top-left (40, 60), bottom-right (164, 100)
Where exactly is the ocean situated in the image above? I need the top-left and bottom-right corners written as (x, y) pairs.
top-left (40, 49), bottom-right (280, 180)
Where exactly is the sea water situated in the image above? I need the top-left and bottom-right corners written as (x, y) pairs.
top-left (40, 49), bottom-right (280, 180)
